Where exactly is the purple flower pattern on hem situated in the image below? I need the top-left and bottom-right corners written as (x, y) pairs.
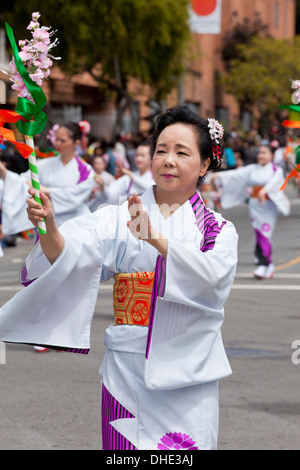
top-left (158, 432), bottom-right (198, 450)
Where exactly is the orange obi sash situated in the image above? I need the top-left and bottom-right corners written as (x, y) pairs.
top-left (251, 186), bottom-right (269, 200)
top-left (113, 272), bottom-right (155, 326)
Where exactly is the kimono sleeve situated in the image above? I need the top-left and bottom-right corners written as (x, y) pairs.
top-left (103, 175), bottom-right (130, 205)
top-left (48, 168), bottom-right (95, 217)
top-left (217, 165), bottom-right (254, 209)
top-left (263, 166), bottom-right (290, 216)
top-left (0, 211), bottom-right (112, 353)
top-left (144, 220), bottom-right (238, 390)
top-left (1, 169), bottom-right (34, 235)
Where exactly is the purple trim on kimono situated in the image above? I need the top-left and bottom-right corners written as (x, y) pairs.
top-left (126, 179), bottom-right (133, 194)
top-left (3, 340), bottom-right (89, 354)
top-left (145, 255), bottom-right (166, 360)
top-left (101, 383), bottom-right (137, 450)
top-left (255, 229), bottom-right (272, 265)
top-left (19, 263), bottom-right (36, 287)
top-left (190, 192), bottom-right (226, 252)
top-left (75, 155), bottom-right (91, 183)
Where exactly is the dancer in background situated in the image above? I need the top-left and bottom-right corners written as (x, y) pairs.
top-left (211, 144), bottom-right (290, 279)
top-left (0, 122), bottom-right (94, 352)
top-left (0, 122), bottom-right (94, 237)
top-left (88, 153), bottom-right (115, 212)
top-left (96, 141), bottom-right (154, 206)
top-left (0, 106), bottom-right (238, 450)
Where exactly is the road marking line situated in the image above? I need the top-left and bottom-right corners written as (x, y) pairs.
top-left (232, 284), bottom-right (300, 291)
top-left (275, 256), bottom-right (300, 272)
top-left (0, 284), bottom-right (114, 292)
top-left (235, 273), bottom-right (300, 279)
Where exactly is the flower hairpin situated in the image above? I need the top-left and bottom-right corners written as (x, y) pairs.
top-left (207, 118), bottom-right (224, 160)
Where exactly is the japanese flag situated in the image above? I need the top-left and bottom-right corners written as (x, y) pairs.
top-left (189, 0), bottom-right (222, 34)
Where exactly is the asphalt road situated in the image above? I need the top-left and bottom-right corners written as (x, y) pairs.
top-left (0, 189), bottom-right (300, 450)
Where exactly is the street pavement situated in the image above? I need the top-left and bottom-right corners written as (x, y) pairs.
top-left (0, 188), bottom-right (300, 450)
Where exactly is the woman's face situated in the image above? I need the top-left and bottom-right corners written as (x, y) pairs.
top-left (135, 145), bottom-right (151, 172)
top-left (93, 156), bottom-right (106, 173)
top-left (152, 123), bottom-right (210, 199)
top-left (257, 145), bottom-right (273, 166)
top-left (55, 127), bottom-right (77, 157)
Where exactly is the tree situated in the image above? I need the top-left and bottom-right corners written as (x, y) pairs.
top-left (221, 12), bottom-right (269, 71)
top-left (220, 35), bottom-right (300, 129)
top-left (3, 0), bottom-right (190, 135)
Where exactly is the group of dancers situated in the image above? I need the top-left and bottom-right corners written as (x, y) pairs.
top-left (0, 117), bottom-right (293, 282)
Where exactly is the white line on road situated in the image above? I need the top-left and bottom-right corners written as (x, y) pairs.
top-left (232, 284), bottom-right (300, 291)
top-left (1, 282), bottom-right (300, 293)
top-left (0, 284), bottom-right (114, 292)
top-left (235, 273), bottom-right (300, 279)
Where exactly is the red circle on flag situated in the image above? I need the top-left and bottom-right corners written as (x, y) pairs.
top-left (192, 0), bottom-right (217, 16)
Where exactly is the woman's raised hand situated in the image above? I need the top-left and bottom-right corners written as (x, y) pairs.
top-left (26, 187), bottom-right (54, 228)
top-left (127, 193), bottom-right (152, 241)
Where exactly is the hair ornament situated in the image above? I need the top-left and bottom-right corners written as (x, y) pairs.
top-left (207, 118), bottom-right (224, 160)
top-left (46, 123), bottom-right (59, 146)
top-left (79, 120), bottom-right (91, 149)
top-left (79, 120), bottom-right (91, 136)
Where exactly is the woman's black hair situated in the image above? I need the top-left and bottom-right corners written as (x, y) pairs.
top-left (149, 105), bottom-right (224, 186)
top-left (59, 122), bottom-right (82, 142)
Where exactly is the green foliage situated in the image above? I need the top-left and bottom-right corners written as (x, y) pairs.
top-left (3, 0), bottom-right (190, 100)
top-left (221, 12), bottom-right (269, 70)
top-left (220, 35), bottom-right (300, 113)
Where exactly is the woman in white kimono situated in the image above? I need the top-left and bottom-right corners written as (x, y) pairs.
top-left (0, 106), bottom-right (238, 450)
top-left (96, 142), bottom-right (154, 207)
top-left (0, 122), bottom-right (95, 236)
top-left (88, 154), bottom-right (115, 212)
top-left (212, 144), bottom-right (290, 279)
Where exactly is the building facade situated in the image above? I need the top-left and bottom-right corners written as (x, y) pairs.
top-left (177, 0), bottom-right (296, 131)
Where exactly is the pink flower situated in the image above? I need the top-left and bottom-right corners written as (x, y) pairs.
top-left (32, 12), bottom-right (41, 21)
top-left (32, 41), bottom-right (48, 54)
top-left (8, 12), bottom-right (60, 99)
top-left (157, 432), bottom-right (198, 450)
top-left (33, 28), bottom-right (50, 44)
top-left (30, 69), bottom-right (44, 86)
top-left (19, 50), bottom-right (33, 63)
top-left (9, 59), bottom-right (17, 74)
top-left (27, 21), bottom-right (39, 31)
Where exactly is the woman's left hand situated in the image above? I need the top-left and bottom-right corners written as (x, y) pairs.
top-left (127, 193), bottom-right (152, 241)
top-left (258, 188), bottom-right (267, 204)
top-left (127, 193), bottom-right (168, 258)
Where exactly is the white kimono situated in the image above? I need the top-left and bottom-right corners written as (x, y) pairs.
top-left (88, 170), bottom-right (115, 212)
top-left (217, 162), bottom-right (290, 265)
top-left (1, 155), bottom-right (95, 235)
top-left (0, 187), bottom-right (238, 450)
top-left (99, 170), bottom-right (154, 206)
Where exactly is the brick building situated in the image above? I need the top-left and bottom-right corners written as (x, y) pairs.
top-left (174, 0), bottom-right (296, 132)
